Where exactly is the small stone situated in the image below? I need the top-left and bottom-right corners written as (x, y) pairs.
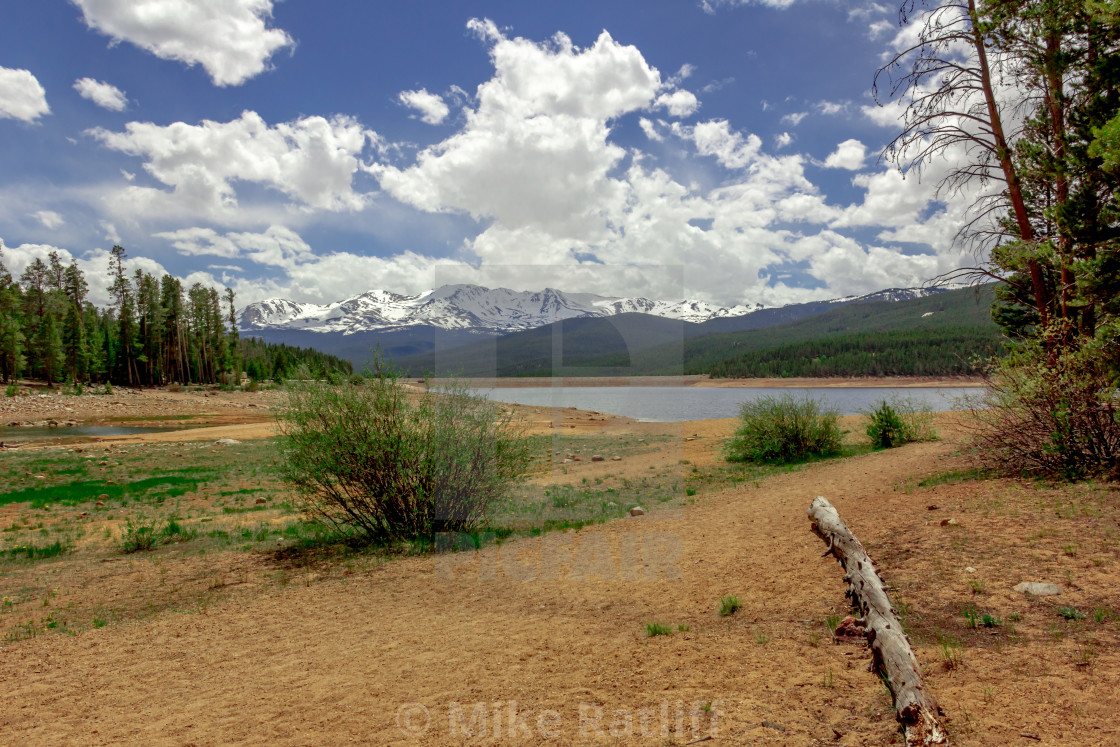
top-left (927, 504), bottom-right (939, 511)
top-left (1014, 582), bottom-right (1062, 597)
top-left (562, 459), bottom-right (572, 464)
top-left (610, 456), bottom-right (622, 461)
top-left (95, 502), bottom-right (105, 508)
top-left (214, 438), bottom-right (240, 445)
top-left (97, 494), bottom-right (109, 501)
top-left (254, 498), bottom-right (267, 505)
top-left (965, 567), bottom-right (977, 573)
top-left (629, 506), bottom-right (645, 517)
top-left (591, 455), bottom-right (604, 462)
top-left (833, 615), bottom-right (867, 643)
top-left (940, 518), bottom-right (959, 526)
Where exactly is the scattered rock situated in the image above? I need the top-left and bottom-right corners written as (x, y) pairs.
top-left (833, 615), bottom-right (867, 643)
top-left (562, 459), bottom-right (572, 464)
top-left (95, 502), bottom-right (105, 508)
top-left (1014, 582), bottom-right (1062, 597)
top-left (591, 455), bottom-right (604, 462)
top-left (97, 494), bottom-right (109, 501)
top-left (214, 438), bottom-right (240, 445)
top-left (254, 498), bottom-right (267, 505)
top-left (940, 518), bottom-right (959, 526)
top-left (610, 456), bottom-right (622, 461)
top-left (629, 506), bottom-right (645, 517)
top-left (927, 504), bottom-right (939, 511)
top-left (965, 567), bottom-right (977, 573)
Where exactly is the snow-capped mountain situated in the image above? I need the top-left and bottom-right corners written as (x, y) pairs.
top-left (238, 283), bottom-right (945, 336)
top-left (238, 284), bottom-right (767, 334)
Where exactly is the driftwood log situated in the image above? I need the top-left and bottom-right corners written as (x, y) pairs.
top-left (808, 496), bottom-right (947, 746)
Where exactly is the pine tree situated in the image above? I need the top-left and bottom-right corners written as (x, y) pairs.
top-left (62, 262), bottom-right (89, 383)
top-left (108, 245), bottom-right (139, 385)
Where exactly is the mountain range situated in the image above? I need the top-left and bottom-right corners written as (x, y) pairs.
top-left (239, 283), bottom-right (945, 336)
top-left (236, 283), bottom-right (960, 371)
top-left (238, 284), bottom-right (766, 334)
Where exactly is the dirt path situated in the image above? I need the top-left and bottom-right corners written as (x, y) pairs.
top-left (4, 432), bottom-right (1115, 745)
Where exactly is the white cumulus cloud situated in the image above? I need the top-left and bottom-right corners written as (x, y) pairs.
top-left (398, 89), bottom-right (451, 125)
top-left (823, 139), bottom-right (867, 170)
top-left (72, 0), bottom-right (294, 87)
top-left (654, 89), bottom-right (699, 117)
top-left (0, 67), bottom-right (50, 122)
top-left (73, 77), bottom-right (128, 111)
top-left (154, 225), bottom-right (470, 304)
top-left (372, 20), bottom-right (662, 237)
top-left (89, 110), bottom-right (376, 221)
top-left (673, 119), bottom-right (762, 169)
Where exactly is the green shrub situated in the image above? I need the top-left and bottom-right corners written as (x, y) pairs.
top-left (4, 381), bottom-right (17, 397)
top-left (866, 401), bottom-right (905, 448)
top-left (724, 393), bottom-right (842, 463)
top-left (119, 516), bottom-right (159, 553)
top-left (865, 397), bottom-right (938, 449)
top-left (719, 595), bottom-right (741, 616)
top-left (645, 622), bottom-right (673, 637)
top-left (276, 365), bottom-right (531, 545)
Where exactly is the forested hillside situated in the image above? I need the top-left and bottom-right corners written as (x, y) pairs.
top-left (705, 327), bottom-right (1000, 378)
top-left (0, 245), bottom-right (350, 386)
top-left (403, 283), bottom-right (1006, 378)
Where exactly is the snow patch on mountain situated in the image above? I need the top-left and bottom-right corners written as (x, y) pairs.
top-left (238, 283), bottom-right (941, 335)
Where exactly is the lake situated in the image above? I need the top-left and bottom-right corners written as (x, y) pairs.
top-left (471, 385), bottom-right (987, 422)
top-left (0, 424), bottom-right (186, 445)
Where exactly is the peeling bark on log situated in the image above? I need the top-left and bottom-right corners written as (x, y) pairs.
top-left (808, 496), bottom-right (948, 746)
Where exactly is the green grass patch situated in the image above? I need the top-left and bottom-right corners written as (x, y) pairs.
top-left (719, 595), bottom-right (742, 616)
top-left (3, 540), bottom-right (69, 562)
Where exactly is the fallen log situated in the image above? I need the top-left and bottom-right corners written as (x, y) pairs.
top-left (808, 496), bottom-right (947, 746)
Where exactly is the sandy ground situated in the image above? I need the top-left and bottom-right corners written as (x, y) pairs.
top-left (1, 385), bottom-right (1117, 745)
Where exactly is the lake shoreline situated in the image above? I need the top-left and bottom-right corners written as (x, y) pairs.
top-left (424, 374), bottom-right (986, 389)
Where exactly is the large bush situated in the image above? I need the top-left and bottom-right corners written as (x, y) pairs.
top-left (724, 393), bottom-right (842, 463)
top-left (968, 336), bottom-right (1120, 480)
top-left (276, 371), bottom-right (531, 544)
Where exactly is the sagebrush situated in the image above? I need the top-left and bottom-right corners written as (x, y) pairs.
top-left (277, 369), bottom-right (531, 544)
top-left (724, 393), bottom-right (842, 463)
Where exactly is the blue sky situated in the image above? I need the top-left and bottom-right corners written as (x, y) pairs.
top-left (0, 0), bottom-right (976, 309)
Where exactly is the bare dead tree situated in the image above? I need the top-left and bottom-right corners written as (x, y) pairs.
top-left (874, 0), bottom-right (1051, 327)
